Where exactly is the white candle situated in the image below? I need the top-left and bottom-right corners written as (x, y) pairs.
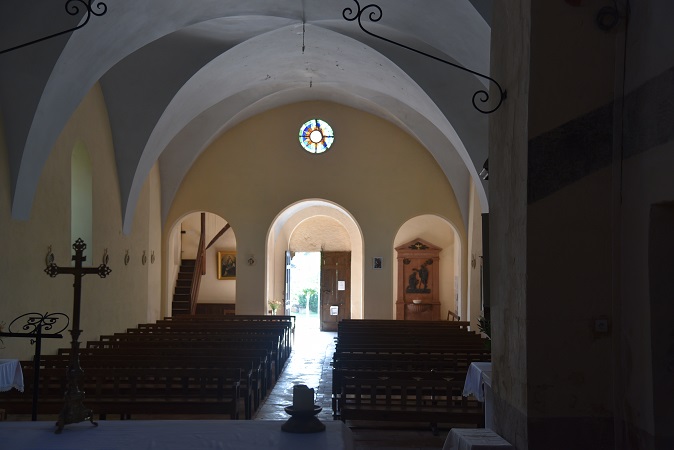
top-left (292, 384), bottom-right (314, 412)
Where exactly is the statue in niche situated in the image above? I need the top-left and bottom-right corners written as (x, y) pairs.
top-left (405, 259), bottom-right (433, 294)
top-left (418, 263), bottom-right (429, 290)
top-left (407, 270), bottom-right (419, 292)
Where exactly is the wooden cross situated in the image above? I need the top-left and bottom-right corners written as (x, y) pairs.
top-left (44, 238), bottom-right (111, 434)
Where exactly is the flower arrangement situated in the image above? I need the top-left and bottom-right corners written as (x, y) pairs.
top-left (268, 299), bottom-right (283, 314)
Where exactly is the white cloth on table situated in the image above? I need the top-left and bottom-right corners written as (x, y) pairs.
top-left (462, 362), bottom-right (492, 401)
top-left (0, 419), bottom-right (354, 450)
top-left (0, 359), bottom-right (24, 392)
top-left (443, 428), bottom-right (513, 450)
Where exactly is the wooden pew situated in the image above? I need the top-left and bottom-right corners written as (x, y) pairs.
top-left (194, 303), bottom-right (235, 315)
top-left (125, 318), bottom-right (294, 369)
top-left (127, 323), bottom-right (292, 366)
top-left (338, 375), bottom-right (484, 434)
top-left (337, 319), bottom-right (470, 332)
top-left (64, 346), bottom-right (271, 404)
top-left (3, 316), bottom-right (297, 420)
top-left (163, 315), bottom-right (296, 348)
top-left (34, 355), bottom-right (256, 419)
top-left (87, 335), bottom-right (281, 386)
top-left (331, 318), bottom-right (491, 419)
top-left (334, 343), bottom-right (489, 356)
top-left (2, 367), bottom-right (241, 420)
top-left (331, 352), bottom-right (490, 414)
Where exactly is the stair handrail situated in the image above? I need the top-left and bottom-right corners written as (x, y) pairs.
top-left (189, 213), bottom-right (206, 314)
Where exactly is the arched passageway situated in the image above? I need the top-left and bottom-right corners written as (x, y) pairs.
top-left (266, 199), bottom-right (364, 329)
top-left (166, 211), bottom-right (236, 315)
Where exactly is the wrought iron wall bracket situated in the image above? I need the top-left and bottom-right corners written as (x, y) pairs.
top-left (343, 0), bottom-right (506, 114)
top-left (0, 0), bottom-right (107, 55)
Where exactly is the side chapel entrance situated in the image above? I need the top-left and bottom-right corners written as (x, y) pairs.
top-left (320, 251), bottom-right (351, 331)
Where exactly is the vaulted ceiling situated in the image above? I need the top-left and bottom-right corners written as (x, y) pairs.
top-left (0, 0), bottom-right (494, 233)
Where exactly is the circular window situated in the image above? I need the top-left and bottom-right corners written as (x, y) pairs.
top-left (299, 119), bottom-right (334, 154)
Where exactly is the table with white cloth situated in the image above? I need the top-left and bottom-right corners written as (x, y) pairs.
top-left (462, 361), bottom-right (492, 428)
top-left (0, 359), bottom-right (24, 392)
top-left (0, 419), bottom-right (354, 450)
top-left (462, 362), bottom-right (491, 402)
top-left (443, 428), bottom-right (513, 450)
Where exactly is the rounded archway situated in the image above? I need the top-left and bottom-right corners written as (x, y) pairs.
top-left (266, 199), bottom-right (364, 321)
top-left (393, 215), bottom-right (464, 321)
top-left (166, 211), bottom-right (236, 316)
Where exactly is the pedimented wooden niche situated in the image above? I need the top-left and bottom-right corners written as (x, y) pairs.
top-left (395, 238), bottom-right (441, 320)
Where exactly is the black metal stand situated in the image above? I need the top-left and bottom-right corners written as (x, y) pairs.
top-left (0, 312), bottom-right (68, 420)
top-left (44, 238), bottom-right (111, 434)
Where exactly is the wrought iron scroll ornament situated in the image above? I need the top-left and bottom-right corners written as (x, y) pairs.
top-left (0, 0), bottom-right (108, 55)
top-left (343, 1), bottom-right (506, 114)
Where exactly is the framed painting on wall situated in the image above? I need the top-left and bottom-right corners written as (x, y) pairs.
top-left (217, 251), bottom-right (236, 280)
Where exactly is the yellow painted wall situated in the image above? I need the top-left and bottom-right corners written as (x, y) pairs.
top-left (0, 84), bottom-right (162, 360)
top-left (165, 101), bottom-right (466, 319)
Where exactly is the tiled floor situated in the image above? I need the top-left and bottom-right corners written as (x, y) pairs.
top-left (254, 315), bottom-right (450, 449)
top-left (253, 314), bottom-right (336, 422)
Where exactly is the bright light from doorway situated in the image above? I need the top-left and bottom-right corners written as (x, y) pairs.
top-left (289, 252), bottom-right (321, 329)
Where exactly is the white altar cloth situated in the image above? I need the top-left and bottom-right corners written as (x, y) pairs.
top-left (0, 419), bottom-right (354, 450)
top-left (462, 362), bottom-right (493, 427)
top-left (462, 362), bottom-right (491, 402)
top-left (0, 359), bottom-right (24, 392)
top-left (443, 428), bottom-right (513, 450)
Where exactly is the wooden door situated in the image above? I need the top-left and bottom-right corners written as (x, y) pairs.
top-left (284, 251), bottom-right (291, 316)
top-left (320, 252), bottom-right (351, 331)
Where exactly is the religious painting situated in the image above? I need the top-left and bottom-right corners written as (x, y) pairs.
top-left (404, 258), bottom-right (433, 294)
top-left (217, 251), bottom-right (236, 280)
top-left (373, 257), bottom-right (383, 270)
top-left (395, 238), bottom-right (442, 321)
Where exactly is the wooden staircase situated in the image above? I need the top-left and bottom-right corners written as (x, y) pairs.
top-left (172, 259), bottom-right (196, 315)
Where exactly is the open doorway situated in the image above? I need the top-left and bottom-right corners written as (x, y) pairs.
top-left (288, 252), bottom-right (321, 331)
top-left (266, 199), bottom-right (364, 322)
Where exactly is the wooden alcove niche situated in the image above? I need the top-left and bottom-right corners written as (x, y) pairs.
top-left (395, 238), bottom-right (441, 320)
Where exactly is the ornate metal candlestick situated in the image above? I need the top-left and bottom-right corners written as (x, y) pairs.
top-left (44, 238), bottom-right (111, 434)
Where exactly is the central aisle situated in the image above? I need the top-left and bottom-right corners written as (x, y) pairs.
top-left (254, 315), bottom-right (336, 421)
top-left (253, 316), bottom-right (451, 449)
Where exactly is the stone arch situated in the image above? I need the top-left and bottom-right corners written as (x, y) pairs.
top-left (266, 199), bottom-right (364, 319)
top-left (165, 210), bottom-right (236, 316)
top-left (393, 214), bottom-right (465, 321)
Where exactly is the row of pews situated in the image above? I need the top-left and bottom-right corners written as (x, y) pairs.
top-left (332, 319), bottom-right (491, 434)
top-left (2, 314), bottom-right (295, 421)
